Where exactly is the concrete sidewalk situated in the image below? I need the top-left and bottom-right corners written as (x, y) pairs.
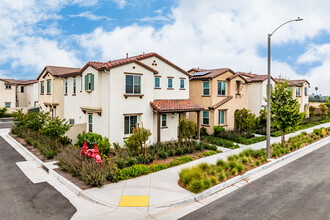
top-left (83, 122), bottom-right (330, 208)
top-left (2, 122), bottom-right (330, 219)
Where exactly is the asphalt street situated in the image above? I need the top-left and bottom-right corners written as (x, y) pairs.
top-left (181, 143), bottom-right (330, 220)
top-left (0, 136), bottom-right (76, 220)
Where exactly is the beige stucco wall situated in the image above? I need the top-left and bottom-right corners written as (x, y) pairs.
top-left (17, 83), bottom-right (38, 108)
top-left (291, 82), bottom-right (309, 117)
top-left (61, 56), bottom-right (190, 146)
top-left (38, 72), bottom-right (64, 118)
top-left (0, 81), bottom-right (17, 108)
top-left (248, 80), bottom-right (276, 115)
top-left (66, 122), bottom-right (86, 144)
top-left (189, 71), bottom-right (249, 134)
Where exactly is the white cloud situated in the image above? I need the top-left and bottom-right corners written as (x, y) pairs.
top-left (77, 0), bottom-right (330, 94)
top-left (69, 11), bottom-right (112, 21)
top-left (297, 44), bottom-right (330, 64)
top-left (113, 0), bottom-right (127, 9)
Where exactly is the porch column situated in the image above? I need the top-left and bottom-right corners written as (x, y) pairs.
top-left (196, 111), bottom-right (200, 140)
top-left (157, 111), bottom-right (161, 143)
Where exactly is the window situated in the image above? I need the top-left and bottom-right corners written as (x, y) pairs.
top-left (219, 110), bottom-right (225, 125)
top-left (85, 74), bottom-right (94, 91)
top-left (88, 114), bottom-right (93, 132)
top-left (73, 77), bottom-right (77, 94)
top-left (155, 77), bottom-right (160, 88)
top-left (20, 86), bottom-right (24, 93)
top-left (180, 79), bottom-right (185, 89)
top-left (218, 81), bottom-right (226, 96)
top-left (168, 78), bottom-right (173, 89)
top-left (124, 115), bottom-right (137, 134)
top-left (296, 87), bottom-right (301, 96)
top-left (203, 81), bottom-right (210, 96)
top-left (304, 87), bottom-right (308, 96)
top-left (40, 81), bottom-right (44, 94)
top-left (5, 102), bottom-right (11, 108)
top-left (64, 79), bottom-right (68, 95)
top-left (69, 119), bottom-right (75, 125)
top-left (162, 114), bottom-right (167, 127)
top-left (5, 85), bottom-right (11, 89)
top-left (125, 75), bottom-right (141, 94)
top-left (202, 111), bottom-right (209, 125)
top-left (47, 80), bottom-right (51, 94)
top-left (52, 107), bottom-right (56, 118)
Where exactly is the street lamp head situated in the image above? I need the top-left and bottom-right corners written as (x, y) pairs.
top-left (295, 17), bottom-right (303, 21)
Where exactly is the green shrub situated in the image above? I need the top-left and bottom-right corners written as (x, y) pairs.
top-left (213, 125), bottom-right (225, 136)
top-left (121, 164), bottom-right (150, 180)
top-left (210, 176), bottom-right (217, 185)
top-left (46, 150), bottom-right (55, 159)
top-left (188, 180), bottom-right (203, 193)
top-left (251, 163), bottom-right (255, 167)
top-left (231, 168), bottom-right (238, 175)
top-left (179, 167), bottom-right (202, 186)
top-left (236, 163), bottom-right (245, 173)
top-left (219, 173), bottom-right (226, 181)
top-left (216, 159), bottom-right (226, 167)
top-left (80, 160), bottom-right (106, 187)
top-left (198, 163), bottom-right (210, 172)
top-left (158, 150), bottom-right (168, 159)
top-left (256, 160), bottom-right (261, 166)
top-left (76, 131), bottom-right (111, 157)
top-left (241, 157), bottom-right (248, 164)
top-left (225, 171), bottom-right (230, 177)
top-left (203, 179), bottom-right (211, 189)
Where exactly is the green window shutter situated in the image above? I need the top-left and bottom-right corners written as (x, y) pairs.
top-left (91, 74), bottom-right (94, 91)
top-left (85, 75), bottom-right (88, 90)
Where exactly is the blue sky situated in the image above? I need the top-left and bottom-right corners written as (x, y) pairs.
top-left (1, 0), bottom-right (330, 95)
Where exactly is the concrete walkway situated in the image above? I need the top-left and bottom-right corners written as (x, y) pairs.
top-left (2, 122), bottom-right (330, 219)
top-left (83, 122), bottom-right (330, 208)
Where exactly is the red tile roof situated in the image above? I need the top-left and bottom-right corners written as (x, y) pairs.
top-left (37, 66), bottom-right (81, 80)
top-left (237, 72), bottom-right (276, 82)
top-left (150, 99), bottom-right (204, 112)
top-left (210, 96), bottom-right (233, 110)
top-left (79, 52), bottom-right (191, 77)
top-left (188, 68), bottom-right (236, 80)
top-left (276, 78), bottom-right (310, 87)
top-left (0, 79), bottom-right (38, 85)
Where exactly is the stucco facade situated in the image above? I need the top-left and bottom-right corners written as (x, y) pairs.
top-left (0, 79), bottom-right (38, 113)
top-left (188, 68), bottom-right (249, 135)
top-left (289, 80), bottom-right (310, 117)
top-left (54, 53), bottom-right (200, 145)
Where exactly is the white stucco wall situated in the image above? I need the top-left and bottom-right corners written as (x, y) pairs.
top-left (248, 79), bottom-right (275, 115)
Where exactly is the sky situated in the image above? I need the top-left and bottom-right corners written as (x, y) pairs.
top-left (1, 0), bottom-right (330, 95)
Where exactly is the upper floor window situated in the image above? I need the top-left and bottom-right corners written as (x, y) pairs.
top-left (155, 77), bottom-right (160, 88)
top-left (5, 102), bottom-right (11, 108)
top-left (296, 87), bottom-right (301, 96)
top-left (203, 81), bottom-right (210, 96)
top-left (20, 86), bottom-right (24, 93)
top-left (180, 78), bottom-right (185, 89)
top-left (125, 74), bottom-right (141, 94)
top-left (304, 87), bottom-right (308, 96)
top-left (124, 115), bottom-right (138, 134)
top-left (218, 81), bottom-right (226, 96)
top-left (40, 81), bottom-right (44, 94)
top-left (88, 114), bottom-right (93, 132)
top-left (5, 84), bottom-right (11, 90)
top-left (202, 111), bottom-right (209, 125)
top-left (73, 77), bottom-right (77, 94)
top-left (168, 77), bottom-right (173, 89)
top-left (64, 79), bottom-right (68, 95)
top-left (85, 74), bottom-right (94, 91)
top-left (46, 80), bottom-right (51, 94)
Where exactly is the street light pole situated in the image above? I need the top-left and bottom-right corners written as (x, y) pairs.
top-left (266, 17), bottom-right (303, 159)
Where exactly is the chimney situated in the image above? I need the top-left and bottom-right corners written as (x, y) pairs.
top-left (126, 53), bottom-right (128, 58)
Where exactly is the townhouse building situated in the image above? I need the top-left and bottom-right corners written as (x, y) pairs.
top-left (0, 79), bottom-right (38, 112)
top-left (38, 53), bottom-right (203, 145)
top-left (188, 68), bottom-right (249, 134)
top-left (237, 72), bottom-right (276, 115)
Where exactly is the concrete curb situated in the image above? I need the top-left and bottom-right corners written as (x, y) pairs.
top-left (4, 129), bottom-right (330, 209)
top-left (3, 133), bottom-right (114, 208)
top-left (152, 135), bottom-right (330, 208)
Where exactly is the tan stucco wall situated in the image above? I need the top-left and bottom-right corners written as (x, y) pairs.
top-left (189, 71), bottom-right (249, 134)
top-left (0, 81), bottom-right (17, 108)
top-left (38, 72), bottom-right (64, 118)
top-left (66, 122), bottom-right (86, 144)
top-left (290, 82), bottom-right (309, 117)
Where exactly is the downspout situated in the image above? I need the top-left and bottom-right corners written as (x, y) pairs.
top-left (104, 69), bottom-right (111, 139)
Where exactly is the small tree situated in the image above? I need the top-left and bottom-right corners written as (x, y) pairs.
top-left (325, 97), bottom-right (330, 117)
top-left (234, 108), bottom-right (256, 133)
top-left (12, 109), bottom-right (25, 127)
top-left (309, 105), bottom-right (316, 118)
top-left (319, 103), bottom-right (327, 117)
top-left (126, 123), bottom-right (151, 156)
top-left (271, 81), bottom-right (304, 145)
top-left (41, 117), bottom-right (72, 150)
top-left (179, 118), bottom-right (196, 147)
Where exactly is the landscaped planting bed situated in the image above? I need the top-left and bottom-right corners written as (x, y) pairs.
top-left (213, 130), bottom-right (267, 145)
top-left (201, 136), bottom-right (240, 148)
top-left (179, 127), bottom-right (330, 193)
